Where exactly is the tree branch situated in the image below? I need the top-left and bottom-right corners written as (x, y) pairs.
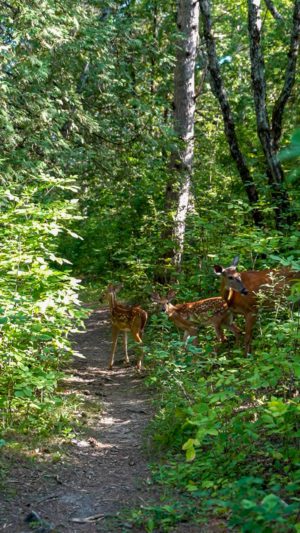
top-left (77, 62), bottom-right (90, 94)
top-left (263, 0), bottom-right (284, 21)
top-left (199, 0), bottom-right (263, 226)
top-left (247, 0), bottom-right (291, 227)
top-left (194, 59), bottom-right (208, 100)
top-left (271, 0), bottom-right (300, 151)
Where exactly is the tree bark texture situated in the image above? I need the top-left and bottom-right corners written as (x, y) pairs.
top-left (263, 0), bottom-right (283, 21)
top-left (199, 0), bottom-right (263, 227)
top-left (248, 0), bottom-right (295, 227)
top-left (165, 0), bottom-right (199, 269)
top-left (271, 0), bottom-right (300, 151)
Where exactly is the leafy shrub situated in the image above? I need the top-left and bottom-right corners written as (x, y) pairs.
top-left (0, 175), bottom-right (84, 435)
top-left (137, 282), bottom-right (300, 532)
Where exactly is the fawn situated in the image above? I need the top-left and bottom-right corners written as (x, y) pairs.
top-left (102, 284), bottom-right (148, 370)
top-left (151, 289), bottom-right (241, 345)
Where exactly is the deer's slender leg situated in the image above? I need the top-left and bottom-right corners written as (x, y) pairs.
top-left (183, 329), bottom-right (192, 347)
top-left (211, 313), bottom-right (229, 342)
top-left (221, 312), bottom-right (242, 340)
top-left (123, 331), bottom-right (130, 365)
top-left (244, 312), bottom-right (257, 355)
top-left (109, 325), bottom-right (119, 369)
top-left (213, 323), bottom-right (227, 343)
top-left (183, 327), bottom-right (198, 346)
top-left (136, 348), bottom-right (144, 371)
top-left (183, 330), bottom-right (190, 344)
top-left (130, 330), bottom-right (143, 370)
top-left (228, 322), bottom-right (242, 340)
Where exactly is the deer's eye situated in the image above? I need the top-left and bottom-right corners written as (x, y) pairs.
top-left (228, 276), bottom-right (234, 280)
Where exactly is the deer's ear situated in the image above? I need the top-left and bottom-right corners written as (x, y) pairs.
top-left (167, 289), bottom-right (177, 301)
top-left (213, 265), bottom-right (223, 276)
top-left (231, 256), bottom-right (239, 267)
top-left (151, 292), bottom-right (161, 302)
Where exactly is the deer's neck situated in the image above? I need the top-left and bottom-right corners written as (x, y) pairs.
top-left (165, 303), bottom-right (175, 315)
top-left (108, 293), bottom-right (116, 313)
top-left (220, 278), bottom-right (229, 298)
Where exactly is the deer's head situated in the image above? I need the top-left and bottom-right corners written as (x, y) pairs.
top-left (213, 256), bottom-right (249, 295)
top-left (100, 283), bottom-right (124, 302)
top-left (151, 289), bottom-right (177, 312)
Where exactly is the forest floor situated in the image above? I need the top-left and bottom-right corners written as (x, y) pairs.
top-left (0, 307), bottom-right (226, 533)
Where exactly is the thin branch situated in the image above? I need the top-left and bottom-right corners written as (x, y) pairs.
top-left (271, 0), bottom-right (300, 151)
top-left (199, 0), bottom-right (263, 226)
top-left (77, 62), bottom-right (90, 94)
top-left (92, 130), bottom-right (142, 146)
top-left (247, 0), bottom-right (291, 227)
top-left (263, 0), bottom-right (284, 21)
top-left (194, 59), bottom-right (208, 100)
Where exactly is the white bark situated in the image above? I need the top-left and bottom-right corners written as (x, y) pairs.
top-left (172, 0), bottom-right (199, 268)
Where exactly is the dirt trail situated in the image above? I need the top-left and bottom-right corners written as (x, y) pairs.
top-left (0, 308), bottom-right (158, 532)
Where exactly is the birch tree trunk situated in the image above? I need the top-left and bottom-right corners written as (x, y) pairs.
top-left (164, 0), bottom-right (199, 270)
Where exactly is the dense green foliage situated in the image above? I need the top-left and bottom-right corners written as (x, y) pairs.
top-left (0, 175), bottom-right (83, 433)
top-left (0, 1), bottom-right (86, 434)
top-left (64, 0), bottom-right (300, 282)
top-left (0, 0), bottom-right (299, 530)
top-left (134, 289), bottom-right (299, 531)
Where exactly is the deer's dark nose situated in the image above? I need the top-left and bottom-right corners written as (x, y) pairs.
top-left (241, 287), bottom-right (249, 295)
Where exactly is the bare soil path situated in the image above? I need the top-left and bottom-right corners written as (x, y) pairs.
top-left (0, 308), bottom-right (159, 533)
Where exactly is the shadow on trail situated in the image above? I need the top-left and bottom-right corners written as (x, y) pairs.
top-left (0, 309), bottom-right (227, 533)
top-left (0, 308), bottom-right (157, 533)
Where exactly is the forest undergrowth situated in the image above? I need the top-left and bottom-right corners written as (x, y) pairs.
top-left (127, 296), bottom-right (300, 532)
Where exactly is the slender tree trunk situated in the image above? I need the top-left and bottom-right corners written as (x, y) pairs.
top-left (271, 0), bottom-right (300, 151)
top-left (248, 0), bottom-right (282, 184)
top-left (150, 1), bottom-right (158, 96)
top-left (263, 0), bottom-right (283, 21)
top-left (199, 0), bottom-right (263, 227)
top-left (247, 0), bottom-right (299, 227)
top-left (164, 0), bottom-right (199, 270)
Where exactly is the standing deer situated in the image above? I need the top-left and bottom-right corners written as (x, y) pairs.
top-left (102, 284), bottom-right (148, 370)
top-left (214, 256), bottom-right (299, 355)
top-left (151, 290), bottom-right (241, 345)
